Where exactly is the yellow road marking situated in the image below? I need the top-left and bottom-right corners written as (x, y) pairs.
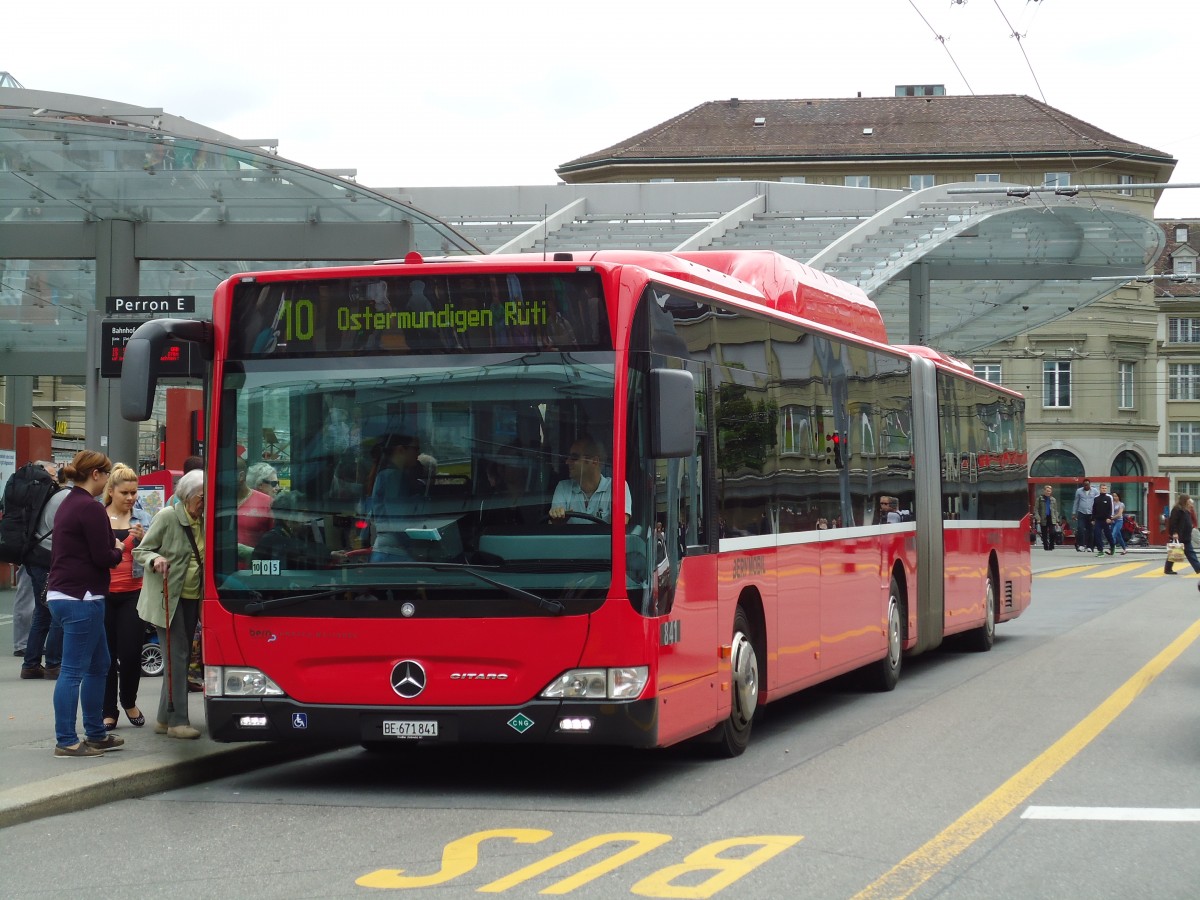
top-left (1083, 563), bottom-right (1151, 577)
top-left (1135, 570), bottom-right (1196, 579)
top-left (851, 616), bottom-right (1200, 900)
top-left (1038, 565), bottom-right (1099, 578)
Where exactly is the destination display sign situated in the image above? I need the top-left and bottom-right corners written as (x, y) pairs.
top-left (228, 273), bottom-right (611, 357)
top-left (100, 320), bottom-right (194, 378)
top-left (105, 295), bottom-right (196, 314)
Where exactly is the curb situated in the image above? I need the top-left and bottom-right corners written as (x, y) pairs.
top-left (0, 741), bottom-right (332, 830)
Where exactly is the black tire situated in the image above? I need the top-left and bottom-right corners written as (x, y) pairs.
top-left (708, 606), bottom-right (759, 757)
top-left (964, 571), bottom-right (997, 652)
top-left (864, 578), bottom-right (903, 692)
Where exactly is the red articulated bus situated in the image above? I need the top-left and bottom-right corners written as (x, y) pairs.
top-left (121, 249), bottom-right (1030, 756)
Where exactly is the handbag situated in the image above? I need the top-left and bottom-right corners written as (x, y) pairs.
top-left (1166, 541), bottom-right (1186, 564)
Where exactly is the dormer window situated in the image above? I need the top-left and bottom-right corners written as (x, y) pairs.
top-left (1177, 226), bottom-right (1190, 243)
top-left (753, 117), bottom-right (766, 127)
top-left (1172, 243), bottom-right (1198, 275)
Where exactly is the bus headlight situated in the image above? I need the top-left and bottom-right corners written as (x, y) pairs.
top-left (206, 665), bottom-right (285, 697)
top-left (540, 666), bottom-right (648, 700)
top-left (607, 666), bottom-right (649, 699)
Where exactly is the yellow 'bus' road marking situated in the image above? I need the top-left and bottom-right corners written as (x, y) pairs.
top-left (1083, 563), bottom-right (1152, 577)
top-left (851, 616), bottom-right (1200, 900)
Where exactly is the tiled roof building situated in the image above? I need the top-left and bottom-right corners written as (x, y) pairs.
top-left (558, 95), bottom-right (1175, 191)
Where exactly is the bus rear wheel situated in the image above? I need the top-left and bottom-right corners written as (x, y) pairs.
top-left (964, 571), bottom-right (997, 652)
top-left (709, 606), bottom-right (759, 757)
top-left (864, 578), bottom-right (902, 692)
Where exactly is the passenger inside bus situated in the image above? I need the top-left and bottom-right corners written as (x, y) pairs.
top-left (235, 458), bottom-right (274, 567)
top-left (252, 491), bottom-right (348, 569)
top-left (479, 447), bottom-right (542, 527)
top-left (368, 433), bottom-right (428, 561)
top-left (548, 434), bottom-right (632, 526)
top-left (877, 496), bottom-right (902, 524)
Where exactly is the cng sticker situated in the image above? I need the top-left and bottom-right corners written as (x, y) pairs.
top-left (508, 713), bottom-right (534, 734)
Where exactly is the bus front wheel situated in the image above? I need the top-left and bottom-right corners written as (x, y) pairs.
top-left (709, 606), bottom-right (759, 757)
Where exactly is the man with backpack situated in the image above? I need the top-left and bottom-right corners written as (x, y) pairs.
top-left (1, 461), bottom-right (68, 679)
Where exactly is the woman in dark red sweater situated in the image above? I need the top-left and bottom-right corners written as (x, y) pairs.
top-left (45, 450), bottom-right (124, 758)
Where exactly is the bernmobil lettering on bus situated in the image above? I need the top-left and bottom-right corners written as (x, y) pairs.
top-left (105, 295), bottom-right (196, 314)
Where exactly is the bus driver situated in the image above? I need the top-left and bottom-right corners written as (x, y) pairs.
top-left (548, 435), bottom-right (632, 526)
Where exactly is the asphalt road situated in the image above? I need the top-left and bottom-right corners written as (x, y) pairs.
top-left (3, 556), bottom-right (1199, 898)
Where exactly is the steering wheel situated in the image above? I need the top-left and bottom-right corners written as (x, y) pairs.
top-left (545, 510), bottom-right (606, 525)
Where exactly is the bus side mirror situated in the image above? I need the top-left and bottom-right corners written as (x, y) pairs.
top-left (120, 318), bottom-right (212, 421)
top-left (649, 368), bottom-right (694, 458)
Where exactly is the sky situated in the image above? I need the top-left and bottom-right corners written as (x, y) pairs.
top-left (6, 0), bottom-right (1198, 217)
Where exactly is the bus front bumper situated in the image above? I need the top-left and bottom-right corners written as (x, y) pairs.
top-left (204, 696), bottom-right (660, 748)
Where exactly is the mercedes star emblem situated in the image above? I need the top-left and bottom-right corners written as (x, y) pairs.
top-left (391, 660), bottom-right (427, 699)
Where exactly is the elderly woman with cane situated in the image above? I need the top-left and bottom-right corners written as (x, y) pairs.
top-left (134, 470), bottom-right (205, 739)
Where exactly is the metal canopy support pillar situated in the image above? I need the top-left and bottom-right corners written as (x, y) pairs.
top-left (5, 376), bottom-right (34, 426)
top-left (89, 218), bottom-right (139, 468)
top-left (908, 260), bottom-right (930, 347)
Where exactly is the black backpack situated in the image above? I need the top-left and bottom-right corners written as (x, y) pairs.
top-left (0, 462), bottom-right (60, 568)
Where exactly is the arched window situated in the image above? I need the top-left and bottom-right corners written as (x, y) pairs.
top-left (1110, 451), bottom-right (1144, 478)
top-left (1031, 449), bottom-right (1083, 479)
top-left (1110, 451), bottom-right (1145, 519)
top-left (1031, 450), bottom-right (1084, 522)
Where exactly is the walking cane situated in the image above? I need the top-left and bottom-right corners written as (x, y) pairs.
top-left (162, 571), bottom-right (174, 718)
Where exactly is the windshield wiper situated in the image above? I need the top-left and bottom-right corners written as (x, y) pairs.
top-left (243, 588), bottom-right (350, 616)
top-left (426, 562), bottom-right (566, 615)
top-left (343, 560), bottom-right (565, 615)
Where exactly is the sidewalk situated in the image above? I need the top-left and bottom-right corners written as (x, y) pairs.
top-left (0, 545), bottom-right (1168, 829)
top-left (0, 589), bottom-right (318, 829)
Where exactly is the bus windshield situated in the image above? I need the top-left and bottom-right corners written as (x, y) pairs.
top-left (213, 351), bottom-right (649, 618)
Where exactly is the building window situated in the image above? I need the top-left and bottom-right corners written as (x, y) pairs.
top-left (1168, 318), bottom-right (1200, 343)
top-left (647, 178), bottom-right (674, 183)
top-left (780, 176), bottom-right (806, 184)
top-left (1043, 361), bottom-right (1071, 408)
top-left (1030, 448), bottom-right (1084, 479)
top-left (973, 363), bottom-right (1001, 384)
top-left (1178, 480), bottom-right (1200, 497)
top-left (1169, 422), bottom-right (1200, 454)
top-left (1177, 226), bottom-right (1189, 242)
top-left (1176, 258), bottom-right (1197, 275)
top-left (909, 174), bottom-right (935, 191)
top-left (844, 175), bottom-right (870, 188)
top-left (1043, 172), bottom-right (1071, 188)
top-left (780, 405), bottom-right (815, 456)
top-left (715, 177), bottom-right (741, 182)
top-left (1117, 174), bottom-right (1134, 196)
top-left (975, 173), bottom-right (1001, 183)
top-left (1118, 361), bottom-right (1135, 409)
top-left (1169, 364), bottom-right (1200, 400)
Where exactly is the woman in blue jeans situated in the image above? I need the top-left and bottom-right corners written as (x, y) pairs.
top-left (45, 449), bottom-right (124, 758)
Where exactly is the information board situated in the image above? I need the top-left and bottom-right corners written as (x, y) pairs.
top-left (100, 320), bottom-right (195, 378)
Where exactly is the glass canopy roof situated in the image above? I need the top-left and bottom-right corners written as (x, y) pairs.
top-left (869, 202), bottom-right (1165, 353)
top-left (0, 89), bottom-right (477, 359)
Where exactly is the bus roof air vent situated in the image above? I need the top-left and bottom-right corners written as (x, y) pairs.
top-left (404, 251), bottom-right (424, 265)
